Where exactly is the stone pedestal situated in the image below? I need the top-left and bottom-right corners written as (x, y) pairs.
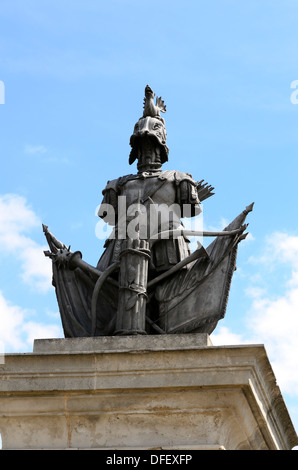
top-left (0, 334), bottom-right (297, 450)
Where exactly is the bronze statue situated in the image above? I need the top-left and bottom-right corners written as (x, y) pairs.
top-left (44, 85), bottom-right (253, 337)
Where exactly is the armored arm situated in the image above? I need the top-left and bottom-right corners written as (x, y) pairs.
top-left (176, 175), bottom-right (202, 218)
top-left (98, 179), bottom-right (119, 226)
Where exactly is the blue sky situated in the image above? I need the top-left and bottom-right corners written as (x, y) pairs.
top-left (1, 0), bottom-right (298, 446)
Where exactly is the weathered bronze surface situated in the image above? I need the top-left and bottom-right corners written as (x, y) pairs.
top-left (44, 85), bottom-right (253, 337)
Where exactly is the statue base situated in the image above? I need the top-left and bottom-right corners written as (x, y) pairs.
top-left (0, 334), bottom-right (297, 450)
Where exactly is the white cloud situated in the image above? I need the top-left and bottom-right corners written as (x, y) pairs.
top-left (248, 284), bottom-right (298, 396)
top-left (249, 232), bottom-right (298, 273)
top-left (207, 217), bottom-right (230, 233)
top-left (0, 193), bottom-right (40, 233)
top-left (245, 285), bottom-right (267, 299)
top-left (21, 321), bottom-right (61, 346)
top-left (0, 290), bottom-right (61, 353)
top-left (0, 290), bottom-right (27, 351)
top-left (0, 194), bottom-right (52, 291)
top-left (211, 326), bottom-right (247, 346)
top-left (213, 231), bottom-right (298, 397)
top-left (24, 144), bottom-right (47, 155)
top-left (19, 243), bottom-right (52, 291)
top-left (0, 194), bottom-right (62, 353)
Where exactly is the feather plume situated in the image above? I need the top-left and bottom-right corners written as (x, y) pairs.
top-left (156, 96), bottom-right (166, 113)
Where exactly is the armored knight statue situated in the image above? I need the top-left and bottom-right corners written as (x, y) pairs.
top-left (43, 85), bottom-right (253, 338)
top-left (97, 85), bottom-right (209, 276)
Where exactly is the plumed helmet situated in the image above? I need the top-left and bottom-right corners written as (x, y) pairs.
top-left (129, 85), bottom-right (169, 165)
